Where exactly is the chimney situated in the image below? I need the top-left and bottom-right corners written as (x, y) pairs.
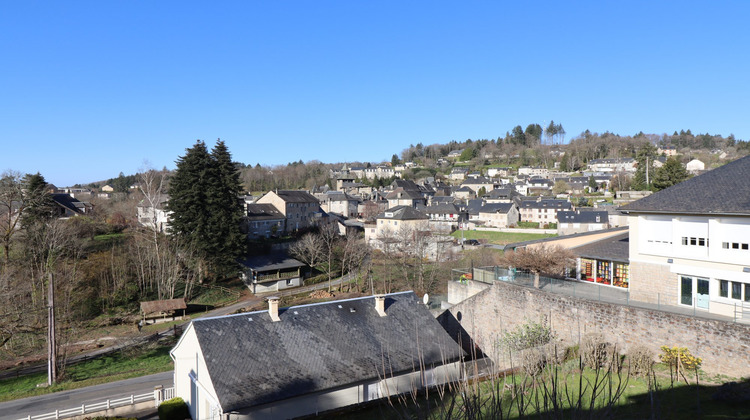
top-left (375, 295), bottom-right (386, 317)
top-left (268, 297), bottom-right (280, 322)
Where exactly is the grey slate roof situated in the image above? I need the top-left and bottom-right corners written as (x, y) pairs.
top-left (240, 252), bottom-right (306, 272)
top-left (187, 292), bottom-right (464, 412)
top-left (51, 193), bottom-right (87, 214)
top-left (377, 205), bottom-right (429, 220)
top-left (619, 155), bottom-right (750, 215)
top-left (519, 199), bottom-right (572, 210)
top-left (479, 203), bottom-right (515, 214)
top-left (245, 203), bottom-right (284, 221)
top-left (557, 210), bottom-right (608, 224)
top-left (572, 232), bottom-right (629, 263)
top-left (275, 190), bottom-right (320, 203)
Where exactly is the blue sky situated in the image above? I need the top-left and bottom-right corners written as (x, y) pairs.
top-left (2, 1), bottom-right (748, 186)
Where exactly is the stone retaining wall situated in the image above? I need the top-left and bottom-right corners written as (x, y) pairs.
top-left (447, 280), bottom-right (750, 377)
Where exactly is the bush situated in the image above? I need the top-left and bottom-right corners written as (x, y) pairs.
top-left (627, 345), bottom-right (654, 377)
top-left (581, 333), bottom-right (615, 369)
top-left (158, 397), bottom-right (190, 420)
top-left (500, 319), bottom-right (555, 352)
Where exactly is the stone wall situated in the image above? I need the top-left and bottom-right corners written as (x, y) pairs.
top-left (629, 260), bottom-right (676, 304)
top-left (447, 280), bottom-right (750, 377)
top-left (447, 279), bottom-right (490, 305)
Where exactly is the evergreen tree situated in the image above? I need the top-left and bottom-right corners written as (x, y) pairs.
top-left (21, 172), bottom-right (56, 226)
top-left (652, 157), bottom-right (689, 191)
top-left (167, 141), bottom-right (214, 277)
top-left (206, 140), bottom-right (247, 278)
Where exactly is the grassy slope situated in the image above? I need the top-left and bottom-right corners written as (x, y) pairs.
top-left (451, 230), bottom-right (556, 246)
top-left (0, 341), bottom-right (174, 402)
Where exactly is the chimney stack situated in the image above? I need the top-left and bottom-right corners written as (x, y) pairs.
top-left (268, 297), bottom-right (280, 322)
top-left (375, 295), bottom-right (386, 317)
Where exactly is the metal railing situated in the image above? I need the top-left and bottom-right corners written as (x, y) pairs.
top-left (453, 266), bottom-right (750, 324)
top-left (16, 387), bottom-right (175, 420)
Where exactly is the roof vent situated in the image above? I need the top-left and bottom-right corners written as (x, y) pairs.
top-left (349, 307), bottom-right (356, 313)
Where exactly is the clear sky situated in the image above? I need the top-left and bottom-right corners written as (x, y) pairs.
top-left (2, 1), bottom-right (748, 186)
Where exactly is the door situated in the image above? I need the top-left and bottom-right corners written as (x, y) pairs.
top-left (696, 278), bottom-right (710, 309)
top-left (680, 276), bottom-right (693, 306)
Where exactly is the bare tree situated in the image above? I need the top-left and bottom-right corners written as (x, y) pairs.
top-left (289, 232), bottom-right (324, 278)
top-left (339, 231), bottom-right (369, 292)
top-left (0, 171), bottom-right (26, 266)
top-left (502, 245), bottom-right (575, 287)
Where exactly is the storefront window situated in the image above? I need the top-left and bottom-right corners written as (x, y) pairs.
top-left (596, 261), bottom-right (611, 285)
top-left (581, 258), bottom-right (595, 282)
top-left (613, 263), bottom-right (629, 288)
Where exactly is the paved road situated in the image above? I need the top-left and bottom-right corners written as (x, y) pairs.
top-left (0, 372), bottom-right (172, 420)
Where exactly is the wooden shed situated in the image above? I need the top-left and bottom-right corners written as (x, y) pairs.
top-left (140, 298), bottom-right (187, 325)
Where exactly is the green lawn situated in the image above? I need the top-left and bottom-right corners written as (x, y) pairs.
top-left (451, 230), bottom-right (556, 246)
top-left (0, 341), bottom-right (174, 402)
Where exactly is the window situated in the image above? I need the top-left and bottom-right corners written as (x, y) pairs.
top-left (719, 279), bottom-right (750, 301)
top-left (681, 236), bottom-right (707, 247)
top-left (722, 242), bottom-right (749, 250)
top-left (732, 282), bottom-right (742, 300)
top-left (720, 280), bottom-right (729, 298)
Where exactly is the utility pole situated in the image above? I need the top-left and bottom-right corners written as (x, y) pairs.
top-left (646, 156), bottom-right (650, 188)
top-left (47, 272), bottom-right (56, 385)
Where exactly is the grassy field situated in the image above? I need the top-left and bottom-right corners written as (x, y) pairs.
top-left (0, 340), bottom-right (175, 403)
top-left (451, 230), bottom-right (556, 246)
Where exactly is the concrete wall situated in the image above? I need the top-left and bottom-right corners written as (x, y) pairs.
top-left (447, 280), bottom-right (750, 377)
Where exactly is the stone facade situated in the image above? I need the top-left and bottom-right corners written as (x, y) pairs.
top-left (629, 260), bottom-right (677, 304)
top-left (447, 280), bottom-right (750, 377)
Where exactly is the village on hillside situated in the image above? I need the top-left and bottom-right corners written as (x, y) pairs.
top-left (2, 136), bottom-right (750, 420)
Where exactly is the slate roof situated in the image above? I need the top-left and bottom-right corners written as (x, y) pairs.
top-left (51, 193), bottom-right (87, 214)
top-left (245, 203), bottom-right (284, 221)
top-left (618, 155), bottom-right (750, 215)
top-left (486, 187), bottom-right (518, 199)
top-left (557, 210), bottom-right (609, 224)
top-left (240, 252), bottom-right (306, 272)
top-left (572, 232), bottom-right (629, 263)
top-left (186, 292), bottom-right (464, 412)
top-left (465, 199), bottom-right (485, 215)
top-left (274, 190), bottom-right (320, 203)
top-left (519, 199), bottom-right (572, 210)
top-left (377, 205), bottom-right (429, 221)
top-left (478, 203), bottom-right (515, 214)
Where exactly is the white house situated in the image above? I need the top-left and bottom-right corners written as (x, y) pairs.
top-left (170, 292), bottom-right (465, 420)
top-left (619, 155), bottom-right (750, 318)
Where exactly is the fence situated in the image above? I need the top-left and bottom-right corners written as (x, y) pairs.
top-left (15, 387), bottom-right (175, 420)
top-left (454, 266), bottom-right (750, 324)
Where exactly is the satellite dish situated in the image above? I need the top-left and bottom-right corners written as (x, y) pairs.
top-left (423, 293), bottom-right (429, 305)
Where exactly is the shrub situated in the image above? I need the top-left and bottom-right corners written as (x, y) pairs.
top-left (627, 345), bottom-right (654, 377)
top-left (158, 397), bottom-right (190, 420)
top-left (581, 333), bottom-right (615, 369)
top-left (500, 319), bottom-right (556, 352)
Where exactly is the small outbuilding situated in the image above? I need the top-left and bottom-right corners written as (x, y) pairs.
top-left (140, 298), bottom-right (187, 325)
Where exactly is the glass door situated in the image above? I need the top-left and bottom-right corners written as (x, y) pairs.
top-left (680, 276), bottom-right (693, 306)
top-left (696, 278), bottom-right (710, 309)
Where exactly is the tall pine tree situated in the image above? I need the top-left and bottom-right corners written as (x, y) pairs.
top-left (207, 140), bottom-right (247, 278)
top-left (167, 140), bottom-right (245, 280)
